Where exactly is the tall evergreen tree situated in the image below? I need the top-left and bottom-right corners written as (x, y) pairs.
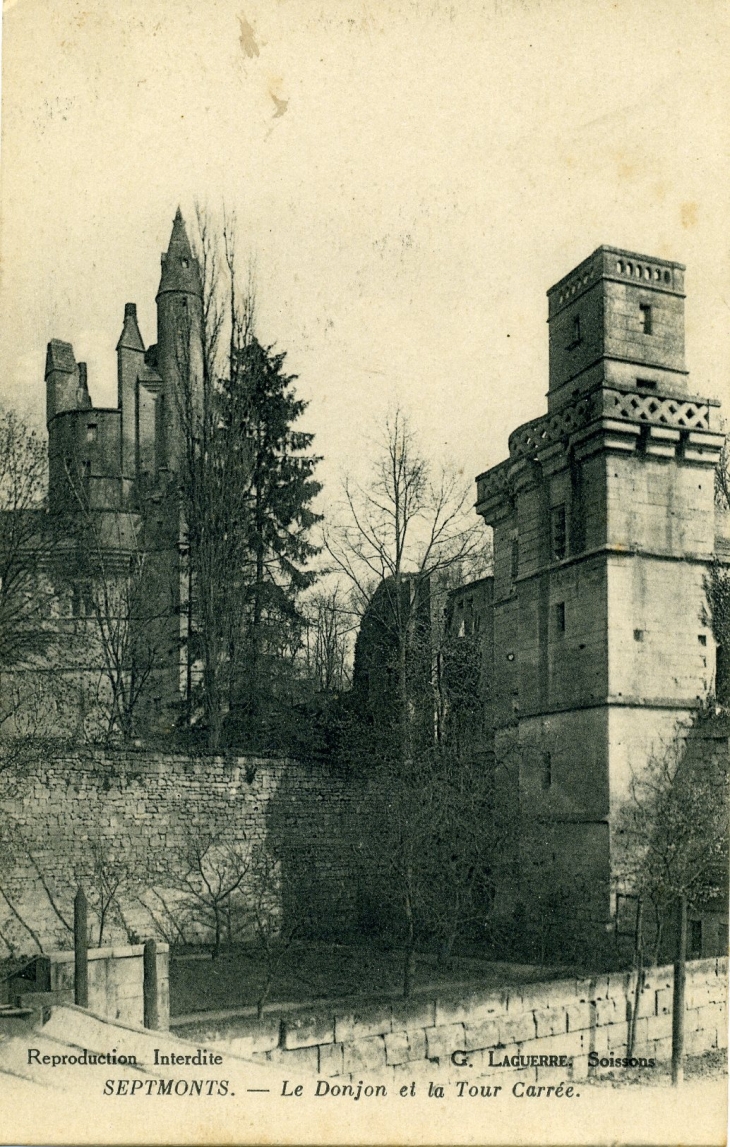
top-left (222, 337), bottom-right (322, 740)
top-left (177, 209), bottom-right (322, 750)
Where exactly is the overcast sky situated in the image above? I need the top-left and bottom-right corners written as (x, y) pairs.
top-left (1, 0), bottom-right (729, 505)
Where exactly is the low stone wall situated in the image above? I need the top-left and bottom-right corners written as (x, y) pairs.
top-left (0, 749), bottom-right (364, 952)
top-left (10, 944), bottom-right (170, 1029)
top-left (179, 958), bottom-right (727, 1084)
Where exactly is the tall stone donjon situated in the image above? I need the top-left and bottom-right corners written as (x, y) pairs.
top-left (475, 247), bottom-right (727, 938)
top-left (41, 210), bottom-right (204, 735)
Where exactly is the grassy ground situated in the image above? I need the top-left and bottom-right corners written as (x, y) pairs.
top-left (169, 942), bottom-right (567, 1017)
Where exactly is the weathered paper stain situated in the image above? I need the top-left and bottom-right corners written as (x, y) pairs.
top-left (238, 13), bottom-right (260, 58)
top-left (681, 201), bottom-right (698, 229)
top-left (270, 91), bottom-right (289, 118)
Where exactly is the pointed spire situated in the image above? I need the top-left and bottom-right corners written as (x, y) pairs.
top-left (116, 302), bottom-right (145, 353)
top-left (168, 206), bottom-right (187, 248)
top-left (76, 363), bottom-right (92, 410)
top-left (156, 209), bottom-right (202, 299)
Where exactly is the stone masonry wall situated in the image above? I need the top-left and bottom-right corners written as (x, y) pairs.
top-left (10, 944), bottom-right (170, 1030)
top-left (178, 958), bottom-right (728, 1086)
top-left (0, 750), bottom-right (365, 954)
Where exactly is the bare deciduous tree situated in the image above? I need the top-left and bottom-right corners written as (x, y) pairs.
top-left (329, 410), bottom-right (492, 993)
top-left (83, 838), bottom-right (140, 947)
top-left (0, 824), bottom-right (143, 953)
top-left (614, 712), bottom-right (729, 1082)
top-left (0, 409), bottom-right (67, 788)
top-left (353, 753), bottom-right (438, 996)
top-left (0, 409), bottom-right (50, 668)
top-left (354, 742), bottom-right (502, 996)
top-left (173, 208), bottom-right (253, 747)
top-left (328, 408), bottom-right (483, 765)
top-left (144, 823), bottom-right (303, 1014)
top-left (305, 584), bottom-right (353, 693)
top-left (423, 747), bottom-right (496, 963)
top-left (55, 463), bottom-right (172, 742)
top-left (614, 717), bottom-right (729, 962)
top-left (246, 844), bottom-right (305, 1018)
top-left (161, 831), bottom-right (253, 958)
top-left (0, 677), bottom-right (62, 798)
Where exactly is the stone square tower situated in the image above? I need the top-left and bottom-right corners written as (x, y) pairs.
top-left (475, 247), bottom-right (727, 934)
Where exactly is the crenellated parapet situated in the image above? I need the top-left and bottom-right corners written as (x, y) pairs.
top-left (474, 459), bottom-right (512, 523)
top-left (476, 383), bottom-right (724, 524)
top-left (548, 247), bottom-right (685, 321)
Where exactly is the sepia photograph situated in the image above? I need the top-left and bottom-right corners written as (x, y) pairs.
top-left (0, 1), bottom-right (727, 1144)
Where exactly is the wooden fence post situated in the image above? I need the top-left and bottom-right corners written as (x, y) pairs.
top-left (74, 886), bottom-right (88, 1008)
top-left (627, 897), bottom-right (644, 1060)
top-left (671, 893), bottom-right (687, 1086)
top-left (143, 938), bottom-right (159, 1030)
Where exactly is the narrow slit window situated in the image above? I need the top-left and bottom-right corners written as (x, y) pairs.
top-left (570, 313), bottom-right (581, 347)
top-left (456, 602), bottom-right (466, 638)
top-left (511, 537), bottom-right (519, 581)
top-left (639, 304), bottom-right (653, 334)
top-left (555, 602), bottom-right (566, 633)
top-left (637, 378), bottom-right (657, 390)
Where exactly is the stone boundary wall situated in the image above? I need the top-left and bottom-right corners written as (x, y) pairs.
top-left (10, 944), bottom-right (170, 1029)
top-left (0, 750), bottom-right (365, 953)
top-left (179, 958), bottom-right (728, 1085)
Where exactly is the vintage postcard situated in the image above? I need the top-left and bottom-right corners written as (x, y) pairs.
top-left (0, 1), bottom-right (728, 1144)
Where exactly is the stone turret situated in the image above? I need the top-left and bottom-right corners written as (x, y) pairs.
top-left (157, 207), bottom-right (203, 299)
top-left (76, 363), bottom-right (92, 411)
top-left (116, 303), bottom-right (146, 492)
top-left (154, 208), bottom-right (203, 475)
top-left (45, 339), bottom-right (89, 425)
